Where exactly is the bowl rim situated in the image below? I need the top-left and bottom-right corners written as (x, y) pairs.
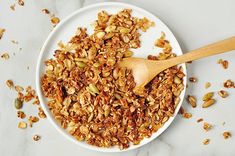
top-left (36, 1), bottom-right (187, 153)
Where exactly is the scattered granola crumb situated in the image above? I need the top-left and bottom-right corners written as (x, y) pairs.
top-left (218, 59), bottom-right (229, 69)
top-left (15, 85), bottom-right (24, 93)
top-left (0, 28), bottom-right (6, 39)
top-left (222, 122), bottom-right (226, 126)
top-left (197, 118), bottom-right (204, 123)
top-left (1, 53), bottom-right (10, 60)
top-left (189, 77), bottom-right (197, 83)
top-left (203, 122), bottom-right (212, 132)
top-left (18, 0), bottom-right (24, 6)
top-left (38, 107), bottom-right (46, 118)
top-left (10, 4), bottom-right (16, 11)
top-left (42, 8), bottom-right (50, 14)
top-left (202, 99), bottom-right (216, 108)
top-left (182, 112), bottom-right (192, 119)
top-left (18, 121), bottom-right (27, 129)
top-left (6, 79), bottom-right (14, 89)
top-left (28, 116), bottom-right (39, 127)
top-left (203, 139), bottom-right (210, 145)
top-left (17, 111), bottom-right (26, 119)
top-left (33, 135), bottom-right (41, 141)
top-left (187, 95), bottom-right (197, 108)
top-left (11, 40), bottom-right (19, 44)
top-left (224, 79), bottom-right (234, 88)
top-left (218, 90), bottom-right (229, 98)
top-left (202, 92), bottom-right (214, 101)
top-left (205, 82), bottom-right (211, 89)
top-left (50, 16), bottom-right (60, 26)
top-left (223, 131), bottom-right (231, 139)
top-left (179, 106), bottom-right (185, 115)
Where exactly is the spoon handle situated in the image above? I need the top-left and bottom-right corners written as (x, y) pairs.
top-left (162, 36), bottom-right (235, 68)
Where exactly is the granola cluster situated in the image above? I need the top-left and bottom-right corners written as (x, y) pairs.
top-left (41, 9), bottom-right (185, 149)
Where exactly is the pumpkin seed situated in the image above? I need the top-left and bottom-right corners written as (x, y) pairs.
top-left (202, 99), bottom-right (216, 108)
top-left (203, 92), bottom-right (214, 101)
top-left (76, 61), bottom-right (86, 68)
top-left (88, 84), bottom-right (99, 94)
top-left (14, 98), bottom-right (23, 109)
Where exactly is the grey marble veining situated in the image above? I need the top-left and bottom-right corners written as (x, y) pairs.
top-left (0, 0), bottom-right (235, 156)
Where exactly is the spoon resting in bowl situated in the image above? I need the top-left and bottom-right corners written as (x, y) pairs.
top-left (119, 36), bottom-right (235, 93)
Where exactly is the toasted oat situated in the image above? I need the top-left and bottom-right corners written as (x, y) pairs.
top-left (203, 122), bottom-right (212, 131)
top-left (189, 77), bottom-right (197, 83)
top-left (187, 95), bottom-right (197, 108)
top-left (205, 82), bottom-right (211, 89)
top-left (223, 131), bottom-right (231, 139)
top-left (182, 112), bottom-right (192, 119)
top-left (6, 79), bottom-right (14, 89)
top-left (17, 111), bottom-right (26, 119)
top-left (202, 92), bottom-right (214, 101)
top-left (224, 79), bottom-right (234, 88)
top-left (202, 99), bottom-right (216, 108)
top-left (18, 0), bottom-right (24, 6)
top-left (38, 107), bottom-right (46, 118)
top-left (33, 135), bottom-right (41, 141)
top-left (42, 9), bottom-right (50, 14)
top-left (218, 59), bottom-right (228, 69)
top-left (218, 90), bottom-right (229, 98)
top-left (15, 85), bottom-right (24, 92)
top-left (18, 121), bottom-right (27, 129)
top-left (1, 53), bottom-right (10, 60)
top-left (197, 118), bottom-right (203, 123)
top-left (0, 28), bottom-right (5, 39)
top-left (203, 139), bottom-right (210, 145)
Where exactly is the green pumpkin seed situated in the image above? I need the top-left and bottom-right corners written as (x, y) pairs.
top-left (14, 98), bottom-right (23, 109)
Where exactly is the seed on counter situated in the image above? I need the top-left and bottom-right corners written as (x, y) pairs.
top-left (14, 98), bottom-right (23, 109)
top-left (202, 99), bottom-right (216, 108)
top-left (1, 53), bottom-right (10, 60)
top-left (189, 77), bottom-right (197, 83)
top-left (0, 28), bottom-right (6, 39)
top-left (17, 111), bottom-right (26, 119)
top-left (205, 82), bottom-right (211, 89)
top-left (6, 79), bottom-right (14, 89)
top-left (202, 92), bottom-right (214, 101)
top-left (197, 118), bottom-right (204, 123)
top-left (203, 139), bottom-right (210, 145)
top-left (218, 90), bottom-right (229, 98)
top-left (18, 121), bottom-right (27, 129)
top-left (33, 135), bottom-right (41, 141)
top-left (223, 131), bottom-right (231, 139)
top-left (42, 8), bottom-right (50, 14)
top-left (203, 122), bottom-right (212, 132)
top-left (187, 95), bottom-right (197, 108)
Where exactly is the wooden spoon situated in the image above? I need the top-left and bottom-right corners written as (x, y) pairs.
top-left (119, 36), bottom-right (235, 92)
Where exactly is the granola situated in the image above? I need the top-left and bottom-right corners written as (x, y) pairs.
top-left (40, 9), bottom-right (185, 149)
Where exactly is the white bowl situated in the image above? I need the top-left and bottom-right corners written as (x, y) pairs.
top-left (36, 2), bottom-right (187, 152)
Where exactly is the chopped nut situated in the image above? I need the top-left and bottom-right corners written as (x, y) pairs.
top-left (202, 92), bottom-right (214, 101)
top-left (38, 107), bottom-right (47, 119)
top-left (197, 118), bottom-right (203, 123)
top-left (1, 53), bottom-right (10, 60)
top-left (33, 135), bottom-right (41, 141)
top-left (14, 98), bottom-right (23, 109)
top-left (42, 9), bottom-right (50, 14)
top-left (28, 116), bottom-right (39, 127)
top-left (218, 59), bottom-right (229, 69)
top-left (15, 85), bottom-right (24, 92)
top-left (223, 131), bottom-right (231, 139)
top-left (203, 122), bottom-right (212, 131)
top-left (224, 79), bottom-right (234, 88)
top-left (17, 111), bottom-right (26, 119)
top-left (187, 95), bottom-right (197, 108)
top-left (18, 121), bottom-right (27, 129)
top-left (6, 79), bottom-right (14, 89)
top-left (202, 99), bottom-right (216, 108)
top-left (205, 82), bottom-right (211, 89)
top-left (189, 77), bottom-right (197, 83)
top-left (182, 112), bottom-right (192, 119)
top-left (0, 28), bottom-right (6, 39)
top-left (203, 139), bottom-right (210, 145)
top-left (218, 90), bottom-right (229, 98)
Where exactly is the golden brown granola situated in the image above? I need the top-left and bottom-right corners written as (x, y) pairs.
top-left (189, 77), bottom-right (197, 83)
top-left (33, 135), bottom-right (41, 141)
top-left (0, 28), bottom-right (5, 39)
top-left (223, 79), bottom-right (234, 88)
top-left (42, 9), bottom-right (50, 14)
top-left (203, 138), bottom-right (210, 145)
top-left (1, 53), bottom-right (10, 60)
top-left (6, 79), bottom-right (14, 89)
top-left (18, 0), bottom-right (24, 6)
top-left (40, 9), bottom-right (185, 149)
top-left (203, 122), bottom-right (212, 132)
top-left (17, 111), bottom-right (26, 119)
top-left (218, 90), bottom-right (229, 98)
top-left (223, 131), bottom-right (231, 139)
top-left (18, 121), bottom-right (27, 129)
top-left (205, 82), bottom-right (211, 89)
top-left (182, 112), bottom-right (192, 119)
top-left (197, 118), bottom-right (203, 123)
top-left (218, 59), bottom-right (229, 69)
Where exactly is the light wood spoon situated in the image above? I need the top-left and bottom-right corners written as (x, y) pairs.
top-left (119, 36), bottom-right (235, 92)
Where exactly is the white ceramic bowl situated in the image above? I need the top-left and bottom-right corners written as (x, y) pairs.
top-left (36, 2), bottom-right (187, 152)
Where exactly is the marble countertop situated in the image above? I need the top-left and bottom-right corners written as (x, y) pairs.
top-left (0, 0), bottom-right (235, 156)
